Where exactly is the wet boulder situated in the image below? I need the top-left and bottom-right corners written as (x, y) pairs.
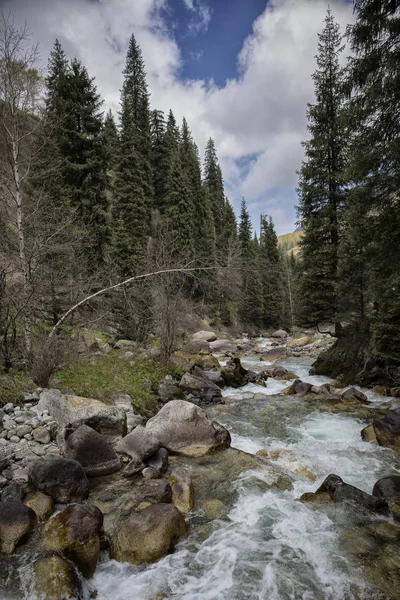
top-left (0, 501), bottom-right (36, 554)
top-left (260, 347), bottom-right (286, 361)
top-left (29, 457), bottom-right (89, 503)
top-left (116, 425), bottom-right (160, 461)
top-left (37, 389), bottom-right (126, 443)
top-left (372, 476), bottom-right (400, 505)
top-left (283, 379), bottom-right (313, 396)
top-left (41, 503), bottom-right (103, 578)
top-left (372, 409), bottom-right (400, 452)
top-left (221, 357), bottom-right (256, 388)
top-left (110, 503), bottom-right (188, 564)
top-left (169, 468), bottom-right (195, 514)
top-left (179, 372), bottom-right (222, 404)
top-left (190, 364), bottom-right (224, 387)
top-left (123, 455), bottom-right (146, 477)
top-left (57, 424), bottom-right (121, 476)
top-left (145, 447), bottom-right (169, 474)
top-left (31, 553), bottom-right (84, 600)
top-left (24, 491), bottom-right (54, 522)
top-left (316, 474), bottom-right (389, 513)
top-left (1, 482), bottom-right (25, 503)
top-left (361, 424), bottom-right (378, 445)
top-left (341, 387), bottom-right (368, 404)
top-left (145, 400), bottom-right (231, 457)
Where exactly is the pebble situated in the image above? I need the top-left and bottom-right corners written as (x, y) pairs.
top-left (0, 476), bottom-right (7, 489)
top-left (0, 439), bottom-right (8, 446)
top-left (15, 416), bottom-right (26, 424)
top-left (0, 431), bottom-right (8, 439)
top-left (10, 436), bottom-right (20, 444)
top-left (7, 430), bottom-right (18, 440)
top-left (3, 403), bottom-right (14, 413)
top-left (32, 446), bottom-right (45, 456)
top-left (24, 434), bottom-right (33, 441)
top-left (32, 427), bottom-right (51, 444)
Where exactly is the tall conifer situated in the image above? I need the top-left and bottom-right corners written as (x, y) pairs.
top-left (297, 9), bottom-right (346, 331)
top-left (113, 34), bottom-right (153, 273)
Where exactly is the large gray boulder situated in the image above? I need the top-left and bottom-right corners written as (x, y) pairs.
top-left (116, 425), bottom-right (160, 460)
top-left (146, 400), bottom-right (231, 457)
top-left (271, 329), bottom-right (288, 339)
top-left (316, 474), bottom-right (388, 513)
top-left (57, 424), bottom-right (121, 476)
top-left (209, 339), bottom-right (238, 354)
top-left (29, 457), bottom-right (89, 503)
top-left (341, 387), bottom-right (368, 404)
top-left (372, 475), bottom-right (400, 505)
top-left (37, 389), bottom-right (126, 443)
top-left (192, 330), bottom-right (217, 342)
top-left (179, 372), bottom-right (222, 404)
top-left (110, 503), bottom-right (187, 564)
top-left (0, 501), bottom-right (36, 554)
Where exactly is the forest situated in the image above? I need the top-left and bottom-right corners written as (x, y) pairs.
top-left (0, 0), bottom-right (399, 387)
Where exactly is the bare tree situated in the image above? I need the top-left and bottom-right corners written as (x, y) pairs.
top-left (0, 12), bottom-right (41, 354)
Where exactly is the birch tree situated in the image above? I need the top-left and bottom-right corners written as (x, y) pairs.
top-left (0, 12), bottom-right (41, 354)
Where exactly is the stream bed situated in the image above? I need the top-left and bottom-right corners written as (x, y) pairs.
top-left (92, 351), bottom-right (400, 600)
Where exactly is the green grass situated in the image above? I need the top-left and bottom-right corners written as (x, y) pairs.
top-left (55, 350), bottom-right (180, 415)
top-left (0, 371), bottom-right (35, 406)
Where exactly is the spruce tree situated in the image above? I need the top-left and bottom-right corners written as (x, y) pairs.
top-left (238, 199), bottom-right (263, 326)
top-left (180, 119), bottom-right (216, 297)
top-left (203, 138), bottom-right (225, 249)
top-left (32, 43), bottom-right (109, 265)
top-left (259, 216), bottom-right (281, 328)
top-left (297, 9), bottom-right (346, 332)
top-left (103, 109), bottom-right (119, 171)
top-left (62, 58), bottom-right (110, 264)
top-left (150, 109), bottom-right (166, 208)
top-left (113, 34), bottom-right (153, 274)
top-left (346, 0), bottom-right (400, 358)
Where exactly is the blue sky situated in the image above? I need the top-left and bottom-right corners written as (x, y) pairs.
top-left (166, 0), bottom-right (267, 85)
top-left (2, 0), bottom-right (355, 235)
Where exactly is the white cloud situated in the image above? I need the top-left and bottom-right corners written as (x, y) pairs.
top-left (1, 0), bottom-right (354, 234)
top-left (182, 0), bottom-right (212, 33)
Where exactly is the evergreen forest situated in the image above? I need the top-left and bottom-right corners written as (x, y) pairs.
top-left (0, 0), bottom-right (399, 387)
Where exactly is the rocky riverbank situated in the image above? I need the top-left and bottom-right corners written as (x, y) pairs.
top-left (1, 328), bottom-right (400, 599)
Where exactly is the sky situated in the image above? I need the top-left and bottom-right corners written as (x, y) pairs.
top-left (0, 0), bottom-right (355, 234)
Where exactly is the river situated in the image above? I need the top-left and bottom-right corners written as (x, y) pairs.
top-left (92, 345), bottom-right (400, 600)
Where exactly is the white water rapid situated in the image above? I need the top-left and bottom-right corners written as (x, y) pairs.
top-left (92, 346), bottom-right (399, 600)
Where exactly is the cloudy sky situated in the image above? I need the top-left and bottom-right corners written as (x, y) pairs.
top-left (1, 0), bottom-right (355, 234)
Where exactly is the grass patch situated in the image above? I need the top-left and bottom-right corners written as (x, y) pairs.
top-left (0, 371), bottom-right (35, 406)
top-left (55, 351), bottom-right (180, 415)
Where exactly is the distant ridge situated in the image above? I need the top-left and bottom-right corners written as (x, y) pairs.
top-left (277, 230), bottom-right (302, 255)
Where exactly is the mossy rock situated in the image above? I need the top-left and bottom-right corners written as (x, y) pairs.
top-left (24, 492), bottom-right (54, 522)
top-left (31, 553), bottom-right (84, 600)
top-left (201, 499), bottom-right (226, 520)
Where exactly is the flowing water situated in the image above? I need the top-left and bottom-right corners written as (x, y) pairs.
top-left (92, 347), bottom-right (399, 600)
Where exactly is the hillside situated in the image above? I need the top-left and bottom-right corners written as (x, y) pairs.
top-left (277, 230), bottom-right (302, 255)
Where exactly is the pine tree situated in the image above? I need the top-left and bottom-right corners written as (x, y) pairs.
top-left (113, 34), bottom-right (153, 274)
top-left (150, 109), bottom-right (166, 208)
top-left (346, 0), bottom-right (400, 358)
top-left (103, 109), bottom-right (119, 171)
top-left (180, 119), bottom-right (216, 296)
top-left (203, 138), bottom-right (225, 249)
top-left (238, 198), bottom-right (252, 257)
top-left (61, 58), bottom-right (110, 264)
top-left (238, 199), bottom-right (263, 326)
top-left (297, 8), bottom-right (346, 331)
top-left (32, 42), bottom-right (109, 265)
top-left (259, 216), bottom-right (281, 328)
